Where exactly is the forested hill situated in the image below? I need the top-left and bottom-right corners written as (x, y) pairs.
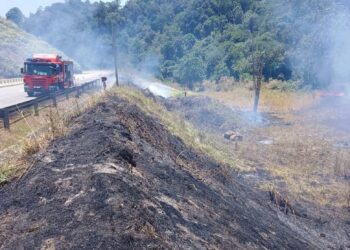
top-left (19, 0), bottom-right (350, 89)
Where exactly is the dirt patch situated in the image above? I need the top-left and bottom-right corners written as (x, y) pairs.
top-left (0, 94), bottom-right (321, 249)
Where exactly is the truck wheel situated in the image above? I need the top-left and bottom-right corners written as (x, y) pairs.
top-left (27, 92), bottom-right (34, 97)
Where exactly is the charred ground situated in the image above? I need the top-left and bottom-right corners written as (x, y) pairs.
top-left (0, 90), bottom-right (323, 249)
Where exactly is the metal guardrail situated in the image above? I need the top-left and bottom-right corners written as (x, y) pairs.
top-left (0, 78), bottom-right (23, 88)
top-left (0, 79), bottom-right (102, 130)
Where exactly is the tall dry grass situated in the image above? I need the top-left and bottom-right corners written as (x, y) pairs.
top-left (0, 91), bottom-right (104, 183)
top-left (204, 85), bottom-right (350, 212)
top-left (205, 85), bottom-right (315, 114)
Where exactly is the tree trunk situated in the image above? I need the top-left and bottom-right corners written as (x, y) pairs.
top-left (253, 73), bottom-right (262, 113)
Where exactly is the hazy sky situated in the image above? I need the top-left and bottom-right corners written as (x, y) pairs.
top-left (0, 0), bottom-right (127, 17)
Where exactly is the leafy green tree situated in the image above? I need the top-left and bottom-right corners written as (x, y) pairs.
top-left (175, 55), bottom-right (206, 89)
top-left (6, 7), bottom-right (25, 27)
top-left (213, 61), bottom-right (230, 82)
top-left (236, 33), bottom-right (284, 112)
top-left (161, 42), bottom-right (176, 61)
top-left (21, 0), bottom-right (344, 90)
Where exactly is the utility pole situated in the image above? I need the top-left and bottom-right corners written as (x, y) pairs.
top-left (112, 22), bottom-right (119, 86)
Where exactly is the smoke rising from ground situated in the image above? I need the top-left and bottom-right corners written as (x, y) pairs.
top-left (277, 1), bottom-right (350, 90)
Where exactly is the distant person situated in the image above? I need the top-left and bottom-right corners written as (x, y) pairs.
top-left (102, 77), bottom-right (107, 90)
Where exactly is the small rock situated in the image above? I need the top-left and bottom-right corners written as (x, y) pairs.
top-left (320, 233), bottom-right (326, 238)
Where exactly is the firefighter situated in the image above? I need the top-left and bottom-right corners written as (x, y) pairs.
top-left (101, 77), bottom-right (107, 90)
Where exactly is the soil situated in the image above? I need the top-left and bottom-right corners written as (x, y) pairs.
top-left (0, 94), bottom-right (323, 249)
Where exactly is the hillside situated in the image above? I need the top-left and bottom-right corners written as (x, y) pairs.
top-left (0, 18), bottom-right (70, 78)
top-left (0, 88), bottom-right (323, 249)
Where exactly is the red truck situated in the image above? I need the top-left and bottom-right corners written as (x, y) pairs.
top-left (21, 54), bottom-right (74, 96)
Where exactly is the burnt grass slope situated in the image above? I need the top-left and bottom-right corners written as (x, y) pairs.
top-left (0, 93), bottom-right (318, 249)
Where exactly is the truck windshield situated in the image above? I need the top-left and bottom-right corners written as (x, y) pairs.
top-left (25, 63), bottom-right (58, 76)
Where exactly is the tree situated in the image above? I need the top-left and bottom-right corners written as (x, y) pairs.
top-left (251, 35), bottom-right (283, 112)
top-left (235, 33), bottom-right (284, 112)
top-left (175, 55), bottom-right (206, 90)
top-left (6, 7), bottom-right (25, 27)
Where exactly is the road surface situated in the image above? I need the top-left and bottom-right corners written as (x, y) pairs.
top-left (0, 85), bottom-right (34, 109)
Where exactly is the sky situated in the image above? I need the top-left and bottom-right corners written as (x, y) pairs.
top-left (0, 0), bottom-right (127, 17)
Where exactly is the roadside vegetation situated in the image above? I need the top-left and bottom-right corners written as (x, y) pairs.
top-left (202, 83), bottom-right (350, 213)
top-left (0, 92), bottom-right (103, 184)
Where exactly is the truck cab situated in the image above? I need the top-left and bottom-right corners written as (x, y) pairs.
top-left (21, 54), bottom-right (74, 96)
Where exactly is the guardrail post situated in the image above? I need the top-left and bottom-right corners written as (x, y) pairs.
top-left (51, 93), bottom-right (57, 107)
top-left (33, 101), bottom-right (39, 116)
top-left (3, 109), bottom-right (10, 129)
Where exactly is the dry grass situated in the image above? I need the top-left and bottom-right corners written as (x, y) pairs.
top-left (204, 85), bottom-right (350, 212)
top-left (205, 85), bottom-right (315, 113)
top-left (0, 91), bottom-right (104, 183)
top-left (239, 124), bottom-right (350, 208)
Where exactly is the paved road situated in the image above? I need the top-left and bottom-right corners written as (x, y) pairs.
top-left (0, 71), bottom-right (110, 109)
top-left (0, 85), bottom-right (33, 109)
